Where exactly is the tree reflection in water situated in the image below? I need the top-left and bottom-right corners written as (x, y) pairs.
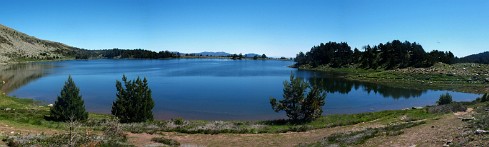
top-left (294, 70), bottom-right (425, 99)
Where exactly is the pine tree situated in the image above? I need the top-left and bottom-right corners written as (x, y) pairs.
top-left (270, 73), bottom-right (326, 122)
top-left (112, 75), bottom-right (154, 123)
top-left (50, 75), bottom-right (88, 122)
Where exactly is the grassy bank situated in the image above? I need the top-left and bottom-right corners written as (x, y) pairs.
top-left (299, 63), bottom-right (489, 93)
top-left (0, 94), bottom-right (444, 135)
top-left (2, 93), bottom-right (479, 146)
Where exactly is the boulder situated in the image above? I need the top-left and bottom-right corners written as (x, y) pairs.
top-left (475, 129), bottom-right (489, 134)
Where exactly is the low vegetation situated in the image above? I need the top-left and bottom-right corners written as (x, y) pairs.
top-left (304, 121), bottom-right (426, 146)
top-left (299, 63), bottom-right (489, 93)
top-left (3, 91), bottom-right (483, 146)
top-left (151, 137), bottom-right (180, 146)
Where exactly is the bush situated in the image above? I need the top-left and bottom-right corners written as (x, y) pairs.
top-left (270, 73), bottom-right (326, 122)
top-left (480, 93), bottom-right (489, 102)
top-left (151, 137), bottom-right (180, 146)
top-left (427, 102), bottom-right (467, 114)
top-left (49, 75), bottom-right (88, 122)
top-left (437, 93), bottom-right (453, 105)
top-left (112, 75), bottom-right (154, 123)
top-left (472, 103), bottom-right (489, 130)
top-left (173, 118), bottom-right (184, 125)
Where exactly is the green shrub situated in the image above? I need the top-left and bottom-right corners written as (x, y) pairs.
top-left (437, 93), bottom-right (453, 105)
top-left (151, 137), bottom-right (180, 146)
top-left (427, 102), bottom-right (467, 114)
top-left (173, 118), bottom-right (184, 125)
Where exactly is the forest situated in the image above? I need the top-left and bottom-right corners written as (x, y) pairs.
top-left (295, 40), bottom-right (457, 69)
top-left (73, 48), bottom-right (179, 59)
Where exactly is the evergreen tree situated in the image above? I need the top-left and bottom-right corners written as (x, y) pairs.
top-left (270, 73), bottom-right (326, 122)
top-left (437, 93), bottom-right (453, 105)
top-left (261, 54), bottom-right (267, 59)
top-left (111, 75), bottom-right (154, 123)
top-left (50, 75), bottom-right (88, 122)
top-left (480, 93), bottom-right (489, 102)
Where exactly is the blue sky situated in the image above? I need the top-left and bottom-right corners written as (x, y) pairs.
top-left (1, 0), bottom-right (488, 57)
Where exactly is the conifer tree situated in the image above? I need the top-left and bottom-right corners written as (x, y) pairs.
top-left (111, 75), bottom-right (154, 123)
top-left (270, 73), bottom-right (326, 122)
top-left (50, 75), bottom-right (88, 121)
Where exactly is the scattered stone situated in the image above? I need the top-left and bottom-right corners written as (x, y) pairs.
top-left (458, 117), bottom-right (475, 121)
top-left (485, 78), bottom-right (489, 83)
top-left (47, 104), bottom-right (53, 107)
top-left (475, 129), bottom-right (489, 134)
top-left (411, 106), bottom-right (423, 109)
top-left (10, 131), bottom-right (14, 134)
top-left (5, 107), bottom-right (11, 111)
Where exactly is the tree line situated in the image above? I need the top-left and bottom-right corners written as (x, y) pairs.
top-left (295, 40), bottom-right (456, 69)
top-left (74, 49), bottom-right (179, 59)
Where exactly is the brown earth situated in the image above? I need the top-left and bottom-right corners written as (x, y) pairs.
top-left (0, 108), bottom-right (483, 147)
top-left (126, 108), bottom-right (484, 147)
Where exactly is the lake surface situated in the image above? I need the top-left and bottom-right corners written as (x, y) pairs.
top-left (0, 59), bottom-right (481, 120)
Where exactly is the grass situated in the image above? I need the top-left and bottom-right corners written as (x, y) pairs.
top-left (151, 137), bottom-right (180, 146)
top-left (304, 121), bottom-right (426, 146)
top-left (299, 63), bottom-right (489, 93)
top-left (1, 91), bottom-right (480, 146)
top-left (0, 93), bottom-right (442, 135)
top-left (120, 108), bottom-right (439, 135)
top-left (0, 94), bottom-right (37, 109)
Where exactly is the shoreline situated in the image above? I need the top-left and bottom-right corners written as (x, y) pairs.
top-left (296, 63), bottom-right (489, 94)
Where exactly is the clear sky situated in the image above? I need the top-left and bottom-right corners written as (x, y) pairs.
top-left (1, 0), bottom-right (488, 57)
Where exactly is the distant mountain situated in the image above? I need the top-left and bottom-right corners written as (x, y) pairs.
top-left (244, 53), bottom-right (259, 58)
top-left (0, 24), bottom-right (80, 62)
top-left (196, 51), bottom-right (231, 56)
top-left (459, 51), bottom-right (489, 64)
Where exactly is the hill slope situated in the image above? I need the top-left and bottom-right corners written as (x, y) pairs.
top-left (0, 24), bottom-right (78, 63)
top-left (460, 51), bottom-right (489, 64)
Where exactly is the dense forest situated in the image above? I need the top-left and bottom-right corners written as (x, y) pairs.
top-left (295, 40), bottom-right (456, 69)
top-left (73, 49), bottom-right (179, 59)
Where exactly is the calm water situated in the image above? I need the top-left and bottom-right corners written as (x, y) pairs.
top-left (0, 59), bottom-right (481, 120)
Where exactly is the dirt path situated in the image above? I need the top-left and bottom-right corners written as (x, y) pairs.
top-left (127, 108), bottom-right (482, 147)
top-left (363, 108), bottom-right (473, 146)
top-left (0, 109), bottom-right (479, 146)
top-left (127, 121), bottom-right (384, 147)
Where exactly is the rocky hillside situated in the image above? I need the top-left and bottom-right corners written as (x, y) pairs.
top-left (0, 24), bottom-right (78, 63)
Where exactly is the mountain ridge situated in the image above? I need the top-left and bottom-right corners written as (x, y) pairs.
top-left (0, 24), bottom-right (80, 62)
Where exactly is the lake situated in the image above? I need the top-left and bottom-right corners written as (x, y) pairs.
top-left (0, 59), bottom-right (481, 120)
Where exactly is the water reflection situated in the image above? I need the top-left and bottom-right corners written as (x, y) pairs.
top-left (295, 70), bottom-right (425, 99)
top-left (0, 63), bottom-right (54, 93)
